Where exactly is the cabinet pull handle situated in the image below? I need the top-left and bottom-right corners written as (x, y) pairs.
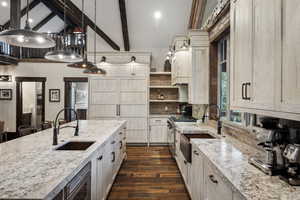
top-left (97, 155), bottom-right (103, 161)
top-left (242, 83), bottom-right (246, 100)
top-left (209, 175), bottom-right (218, 184)
top-left (116, 105), bottom-right (118, 116)
top-left (118, 105), bottom-right (121, 116)
top-left (193, 150), bottom-right (199, 156)
top-left (112, 152), bottom-right (115, 162)
top-left (119, 132), bottom-right (123, 135)
top-left (120, 141), bottom-right (123, 149)
top-left (245, 82), bottom-right (251, 100)
top-left (111, 140), bottom-right (116, 144)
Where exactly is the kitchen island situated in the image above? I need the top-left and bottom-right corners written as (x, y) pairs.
top-left (0, 120), bottom-right (127, 200)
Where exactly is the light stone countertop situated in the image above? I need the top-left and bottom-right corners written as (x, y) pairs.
top-left (0, 120), bottom-right (126, 200)
top-left (174, 122), bottom-right (300, 200)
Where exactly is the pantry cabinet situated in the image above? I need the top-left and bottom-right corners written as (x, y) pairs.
top-left (230, 0), bottom-right (300, 120)
top-left (89, 65), bottom-right (149, 144)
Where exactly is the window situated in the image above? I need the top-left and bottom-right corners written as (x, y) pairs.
top-left (217, 36), bottom-right (242, 123)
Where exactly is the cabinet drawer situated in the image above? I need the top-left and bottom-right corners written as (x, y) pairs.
top-left (149, 118), bottom-right (168, 125)
top-left (204, 161), bottom-right (233, 200)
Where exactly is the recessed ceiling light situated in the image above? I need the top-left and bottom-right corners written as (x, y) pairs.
top-left (1, 1), bottom-right (8, 7)
top-left (28, 18), bottom-right (34, 23)
top-left (154, 11), bottom-right (162, 20)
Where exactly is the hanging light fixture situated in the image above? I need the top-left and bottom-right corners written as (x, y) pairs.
top-left (0, 0), bottom-right (55, 48)
top-left (45, 0), bottom-right (82, 62)
top-left (180, 39), bottom-right (189, 50)
top-left (83, 0), bottom-right (106, 75)
top-left (68, 0), bottom-right (96, 69)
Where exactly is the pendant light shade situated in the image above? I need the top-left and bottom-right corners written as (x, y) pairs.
top-left (68, 57), bottom-right (97, 69)
top-left (45, 0), bottom-right (81, 62)
top-left (45, 50), bottom-right (82, 63)
top-left (0, 0), bottom-right (55, 48)
top-left (83, 66), bottom-right (106, 74)
top-left (0, 22), bottom-right (56, 48)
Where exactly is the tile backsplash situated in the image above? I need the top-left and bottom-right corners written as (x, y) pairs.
top-left (192, 104), bottom-right (207, 119)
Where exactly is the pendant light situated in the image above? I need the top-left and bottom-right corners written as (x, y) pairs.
top-left (44, 0), bottom-right (82, 62)
top-left (83, 0), bottom-right (106, 75)
top-left (68, 0), bottom-right (96, 69)
top-left (0, 0), bottom-right (55, 48)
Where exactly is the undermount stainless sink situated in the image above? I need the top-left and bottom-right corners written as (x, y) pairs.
top-left (55, 141), bottom-right (95, 151)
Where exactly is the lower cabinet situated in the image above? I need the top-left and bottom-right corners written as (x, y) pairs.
top-left (92, 128), bottom-right (127, 200)
top-left (149, 118), bottom-right (168, 144)
top-left (175, 144), bottom-right (243, 200)
top-left (191, 146), bottom-right (204, 200)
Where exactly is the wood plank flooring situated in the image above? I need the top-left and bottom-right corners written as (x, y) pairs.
top-left (107, 146), bottom-right (190, 200)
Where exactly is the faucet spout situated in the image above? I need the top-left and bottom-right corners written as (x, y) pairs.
top-left (53, 108), bottom-right (79, 145)
top-left (202, 104), bottom-right (222, 135)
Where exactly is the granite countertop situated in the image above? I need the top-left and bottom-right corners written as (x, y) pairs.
top-left (175, 122), bottom-right (300, 200)
top-left (0, 120), bottom-right (126, 200)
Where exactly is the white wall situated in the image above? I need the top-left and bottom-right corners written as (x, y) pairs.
top-left (0, 63), bottom-right (88, 132)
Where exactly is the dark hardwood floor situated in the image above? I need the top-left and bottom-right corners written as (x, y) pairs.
top-left (107, 146), bottom-right (190, 200)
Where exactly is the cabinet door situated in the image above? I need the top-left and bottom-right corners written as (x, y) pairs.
top-left (204, 162), bottom-right (233, 200)
top-left (172, 51), bottom-right (190, 84)
top-left (251, 0), bottom-right (280, 110)
top-left (280, 0), bottom-right (300, 114)
top-left (191, 147), bottom-right (204, 200)
top-left (96, 150), bottom-right (105, 200)
top-left (89, 78), bottom-right (119, 119)
top-left (150, 125), bottom-right (168, 143)
top-left (189, 47), bottom-right (209, 104)
top-left (230, 0), bottom-right (253, 108)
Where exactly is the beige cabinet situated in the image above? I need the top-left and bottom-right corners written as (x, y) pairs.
top-left (188, 31), bottom-right (210, 104)
top-left (230, 0), bottom-right (254, 108)
top-left (230, 0), bottom-right (300, 120)
top-left (204, 161), bottom-right (233, 200)
top-left (190, 145), bottom-right (204, 200)
top-left (89, 75), bottom-right (149, 144)
top-left (149, 118), bottom-right (168, 144)
top-left (251, 0), bottom-right (281, 110)
top-left (172, 50), bottom-right (190, 85)
top-left (280, 0), bottom-right (300, 114)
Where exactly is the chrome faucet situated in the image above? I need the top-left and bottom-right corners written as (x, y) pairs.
top-left (53, 108), bottom-right (79, 145)
top-left (202, 104), bottom-right (222, 135)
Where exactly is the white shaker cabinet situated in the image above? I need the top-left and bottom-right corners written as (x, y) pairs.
top-left (251, 0), bottom-right (281, 110)
top-left (204, 161), bottom-right (233, 200)
top-left (149, 118), bottom-right (168, 144)
top-left (190, 145), bottom-right (204, 200)
top-left (280, 0), bottom-right (300, 114)
top-left (230, 0), bottom-right (254, 109)
top-left (188, 31), bottom-right (209, 105)
top-left (89, 66), bottom-right (149, 144)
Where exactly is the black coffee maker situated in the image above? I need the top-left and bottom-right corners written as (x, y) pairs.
top-left (280, 128), bottom-right (300, 186)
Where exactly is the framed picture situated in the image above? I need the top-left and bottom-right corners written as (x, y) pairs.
top-left (49, 89), bottom-right (60, 102)
top-left (0, 89), bottom-right (12, 100)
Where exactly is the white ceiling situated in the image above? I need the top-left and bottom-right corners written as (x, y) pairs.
top-left (0, 0), bottom-right (193, 51)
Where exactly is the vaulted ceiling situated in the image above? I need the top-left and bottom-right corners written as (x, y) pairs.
top-left (0, 0), bottom-right (193, 51)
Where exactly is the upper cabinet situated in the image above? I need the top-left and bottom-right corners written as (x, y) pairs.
top-left (280, 0), bottom-right (300, 114)
top-left (230, 0), bottom-right (300, 121)
top-left (188, 31), bottom-right (209, 105)
top-left (171, 32), bottom-right (209, 104)
top-left (171, 36), bottom-right (191, 85)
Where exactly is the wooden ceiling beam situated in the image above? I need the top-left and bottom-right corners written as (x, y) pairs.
top-left (189, 0), bottom-right (207, 29)
top-left (64, 0), bottom-right (120, 51)
top-left (119, 0), bottom-right (130, 51)
top-left (3, 0), bottom-right (41, 29)
top-left (40, 0), bottom-right (77, 28)
top-left (32, 12), bottom-right (56, 31)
